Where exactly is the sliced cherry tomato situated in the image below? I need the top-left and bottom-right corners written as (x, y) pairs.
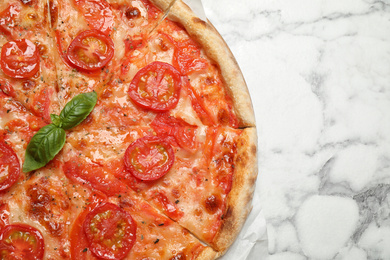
top-left (124, 135), bottom-right (174, 181)
top-left (70, 192), bottom-right (107, 260)
top-left (63, 157), bottom-right (128, 197)
top-left (0, 224), bottom-right (44, 260)
top-left (83, 203), bottom-right (136, 260)
top-left (0, 4), bottom-right (20, 38)
top-left (73, 0), bottom-right (114, 34)
top-left (128, 61), bottom-right (182, 111)
top-left (0, 141), bottom-right (20, 192)
top-left (66, 30), bottom-right (114, 72)
top-left (1, 39), bottom-right (40, 79)
top-left (151, 113), bottom-right (197, 150)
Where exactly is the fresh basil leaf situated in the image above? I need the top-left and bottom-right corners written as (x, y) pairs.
top-left (50, 114), bottom-right (62, 127)
top-left (22, 124), bottom-right (66, 172)
top-left (60, 91), bottom-right (97, 130)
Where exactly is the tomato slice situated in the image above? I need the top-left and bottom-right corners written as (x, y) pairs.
top-left (73, 0), bottom-right (114, 34)
top-left (63, 157), bottom-right (129, 197)
top-left (0, 39), bottom-right (40, 79)
top-left (66, 30), bottom-right (114, 72)
top-left (151, 113), bottom-right (197, 150)
top-left (0, 224), bottom-right (44, 260)
top-left (128, 61), bottom-right (182, 112)
top-left (0, 141), bottom-right (20, 192)
top-left (83, 203), bottom-right (136, 260)
top-left (173, 39), bottom-right (208, 75)
top-left (153, 192), bottom-right (184, 220)
top-left (124, 136), bottom-right (174, 181)
top-left (70, 192), bottom-right (107, 260)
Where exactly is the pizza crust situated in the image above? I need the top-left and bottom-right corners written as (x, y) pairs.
top-left (213, 127), bottom-right (258, 256)
top-left (196, 247), bottom-right (218, 260)
top-left (150, 0), bottom-right (256, 127)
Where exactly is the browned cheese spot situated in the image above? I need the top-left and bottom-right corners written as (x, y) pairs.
top-left (218, 109), bottom-right (230, 125)
top-left (125, 7), bottom-right (141, 19)
top-left (26, 179), bottom-right (67, 237)
top-left (35, 41), bottom-right (47, 56)
top-left (205, 194), bottom-right (221, 214)
top-left (22, 80), bottom-right (36, 90)
top-left (101, 88), bottom-right (113, 99)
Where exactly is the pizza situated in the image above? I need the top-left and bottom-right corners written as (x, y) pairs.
top-left (0, 0), bottom-right (257, 259)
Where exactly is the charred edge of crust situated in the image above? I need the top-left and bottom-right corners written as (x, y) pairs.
top-left (196, 247), bottom-right (218, 260)
top-left (149, 0), bottom-right (256, 127)
top-left (212, 127), bottom-right (258, 256)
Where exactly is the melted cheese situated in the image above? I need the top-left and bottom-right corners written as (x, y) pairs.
top-left (171, 88), bottom-right (203, 126)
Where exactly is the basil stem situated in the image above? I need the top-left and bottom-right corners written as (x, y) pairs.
top-left (23, 124), bottom-right (66, 173)
top-left (60, 91), bottom-right (97, 130)
top-left (50, 114), bottom-right (62, 127)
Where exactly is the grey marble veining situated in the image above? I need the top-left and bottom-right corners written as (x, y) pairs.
top-left (203, 0), bottom-right (390, 259)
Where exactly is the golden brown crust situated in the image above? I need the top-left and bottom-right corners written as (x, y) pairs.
top-left (150, 0), bottom-right (256, 127)
top-left (196, 247), bottom-right (218, 260)
top-left (212, 127), bottom-right (258, 256)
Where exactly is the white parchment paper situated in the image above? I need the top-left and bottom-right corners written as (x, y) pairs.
top-left (180, 1), bottom-right (269, 259)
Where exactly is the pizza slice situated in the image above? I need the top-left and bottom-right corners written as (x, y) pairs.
top-left (64, 118), bottom-right (257, 253)
top-left (61, 141), bottom-right (217, 260)
top-left (0, 0), bottom-right (61, 123)
top-left (0, 93), bottom-right (73, 259)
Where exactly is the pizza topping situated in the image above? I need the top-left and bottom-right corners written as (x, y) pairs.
top-left (124, 135), bottom-right (174, 181)
top-left (125, 7), bottom-right (141, 19)
top-left (23, 92), bottom-right (97, 172)
top-left (151, 113), bottom-right (197, 150)
top-left (22, 124), bottom-right (66, 173)
top-left (58, 91), bottom-right (98, 130)
top-left (204, 195), bottom-right (221, 214)
top-left (48, 0), bottom-right (58, 28)
top-left (73, 0), bottom-right (114, 34)
top-left (63, 158), bottom-right (129, 197)
top-left (83, 203), bottom-right (136, 259)
top-left (66, 30), bottom-right (115, 72)
top-left (1, 39), bottom-right (40, 79)
top-left (0, 79), bottom-right (16, 98)
top-left (173, 39), bottom-right (208, 75)
top-left (26, 179), bottom-right (68, 237)
top-left (0, 141), bottom-right (20, 192)
top-left (128, 61), bottom-right (182, 111)
top-left (153, 192), bottom-right (184, 220)
top-left (0, 224), bottom-right (44, 260)
top-left (0, 4), bottom-right (20, 38)
top-left (22, 79), bottom-right (36, 91)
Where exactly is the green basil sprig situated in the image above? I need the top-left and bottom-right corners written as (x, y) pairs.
top-left (60, 91), bottom-right (98, 130)
top-left (23, 91), bottom-right (97, 172)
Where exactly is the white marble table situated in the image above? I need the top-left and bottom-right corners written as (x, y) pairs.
top-left (202, 0), bottom-right (390, 259)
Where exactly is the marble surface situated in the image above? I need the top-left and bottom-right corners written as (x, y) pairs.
top-left (202, 0), bottom-right (390, 259)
